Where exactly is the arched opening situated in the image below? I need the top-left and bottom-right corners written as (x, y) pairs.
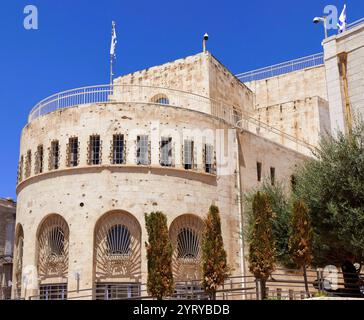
top-left (169, 214), bottom-right (205, 282)
top-left (151, 94), bottom-right (170, 105)
top-left (37, 214), bottom-right (69, 300)
top-left (13, 224), bottom-right (24, 299)
top-left (94, 210), bottom-right (142, 300)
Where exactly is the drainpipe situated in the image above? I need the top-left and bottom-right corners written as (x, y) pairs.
top-left (235, 129), bottom-right (247, 297)
top-left (338, 52), bottom-right (353, 135)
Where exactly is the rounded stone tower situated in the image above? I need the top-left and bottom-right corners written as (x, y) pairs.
top-left (14, 75), bottom-right (243, 299)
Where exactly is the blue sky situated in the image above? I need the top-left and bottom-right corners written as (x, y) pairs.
top-left (0, 0), bottom-right (362, 199)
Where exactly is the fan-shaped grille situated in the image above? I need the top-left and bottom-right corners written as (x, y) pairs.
top-left (170, 214), bottom-right (205, 281)
top-left (107, 225), bottom-right (131, 256)
top-left (37, 215), bottom-right (69, 281)
top-left (95, 212), bottom-right (141, 281)
top-left (177, 228), bottom-right (200, 259)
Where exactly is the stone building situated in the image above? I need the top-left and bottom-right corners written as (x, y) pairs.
top-left (0, 198), bottom-right (16, 300)
top-left (13, 17), bottom-right (364, 300)
top-left (14, 51), bottom-right (307, 300)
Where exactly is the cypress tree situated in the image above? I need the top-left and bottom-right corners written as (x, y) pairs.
top-left (201, 205), bottom-right (229, 300)
top-left (248, 192), bottom-right (275, 299)
top-left (145, 211), bottom-right (174, 300)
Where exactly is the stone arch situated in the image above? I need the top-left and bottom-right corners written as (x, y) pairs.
top-left (169, 214), bottom-right (205, 281)
top-left (93, 210), bottom-right (142, 283)
top-left (13, 224), bottom-right (24, 297)
top-left (36, 214), bottom-right (69, 283)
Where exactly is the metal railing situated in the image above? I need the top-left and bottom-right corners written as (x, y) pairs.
top-left (236, 17), bottom-right (364, 84)
top-left (347, 17), bottom-right (364, 31)
top-left (27, 84), bottom-right (314, 155)
top-left (22, 267), bottom-right (364, 301)
top-left (236, 53), bottom-right (324, 83)
top-left (28, 84), bottom-right (234, 123)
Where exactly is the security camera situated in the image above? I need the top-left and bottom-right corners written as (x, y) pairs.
top-left (313, 17), bottom-right (322, 24)
top-left (204, 33), bottom-right (209, 41)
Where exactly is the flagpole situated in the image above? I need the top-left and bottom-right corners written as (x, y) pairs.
top-left (109, 21), bottom-right (116, 88)
top-left (110, 55), bottom-right (113, 86)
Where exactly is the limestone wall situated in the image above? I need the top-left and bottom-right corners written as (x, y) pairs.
top-left (245, 65), bottom-right (328, 108)
top-left (15, 100), bottom-right (306, 299)
top-left (323, 22), bottom-right (364, 133)
top-left (242, 66), bottom-right (330, 150)
top-left (253, 96), bottom-right (331, 148)
top-left (16, 102), bottom-right (240, 298)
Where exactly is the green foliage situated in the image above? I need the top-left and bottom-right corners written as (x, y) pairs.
top-left (294, 120), bottom-right (364, 265)
top-left (245, 181), bottom-right (294, 268)
top-left (145, 212), bottom-right (174, 300)
top-left (247, 192), bottom-right (275, 280)
top-left (201, 205), bottom-right (229, 298)
top-left (288, 200), bottom-right (313, 267)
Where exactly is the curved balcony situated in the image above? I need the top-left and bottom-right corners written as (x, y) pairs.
top-left (28, 84), bottom-right (240, 125)
top-left (28, 84), bottom-right (314, 154)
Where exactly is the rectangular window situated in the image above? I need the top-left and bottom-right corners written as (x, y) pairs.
top-left (89, 135), bottom-right (101, 165)
top-left (270, 167), bottom-right (276, 186)
top-left (183, 140), bottom-right (194, 170)
top-left (50, 141), bottom-right (60, 170)
top-left (18, 156), bottom-right (24, 183)
top-left (25, 150), bottom-right (32, 178)
top-left (67, 138), bottom-right (79, 167)
top-left (35, 145), bottom-right (44, 174)
top-left (160, 137), bottom-right (173, 167)
top-left (112, 134), bottom-right (125, 165)
top-left (204, 144), bottom-right (214, 174)
top-left (257, 162), bottom-right (262, 182)
top-left (95, 283), bottom-right (141, 300)
top-left (40, 284), bottom-right (67, 301)
top-left (137, 135), bottom-right (149, 165)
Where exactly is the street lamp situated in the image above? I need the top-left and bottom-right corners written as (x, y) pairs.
top-left (313, 16), bottom-right (328, 39)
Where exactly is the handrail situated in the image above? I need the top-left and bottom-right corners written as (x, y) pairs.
top-left (27, 84), bottom-right (314, 154)
top-left (235, 17), bottom-right (364, 83)
top-left (347, 17), bottom-right (364, 30)
top-left (236, 53), bottom-right (324, 83)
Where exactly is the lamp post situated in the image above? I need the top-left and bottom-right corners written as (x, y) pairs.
top-left (313, 16), bottom-right (328, 39)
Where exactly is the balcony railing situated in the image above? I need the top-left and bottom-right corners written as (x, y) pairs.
top-left (236, 53), bottom-right (324, 83)
top-left (236, 17), bottom-right (364, 84)
top-left (28, 84), bottom-right (314, 154)
top-left (347, 17), bottom-right (364, 30)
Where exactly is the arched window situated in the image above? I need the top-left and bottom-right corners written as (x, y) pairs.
top-left (106, 224), bottom-right (131, 256)
top-left (177, 227), bottom-right (199, 259)
top-left (94, 211), bottom-right (142, 282)
top-left (169, 214), bottom-right (205, 281)
top-left (37, 215), bottom-right (69, 281)
top-left (14, 224), bottom-right (24, 299)
top-left (151, 94), bottom-right (169, 105)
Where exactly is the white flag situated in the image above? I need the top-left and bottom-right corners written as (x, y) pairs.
top-left (337, 4), bottom-right (347, 33)
top-left (110, 21), bottom-right (117, 58)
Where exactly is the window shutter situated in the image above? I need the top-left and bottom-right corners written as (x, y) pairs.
top-left (193, 141), bottom-right (197, 170)
top-left (171, 140), bottom-right (175, 167)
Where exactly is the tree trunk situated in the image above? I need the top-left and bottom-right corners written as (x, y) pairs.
top-left (210, 291), bottom-right (216, 300)
top-left (303, 264), bottom-right (310, 298)
top-left (261, 279), bottom-right (267, 300)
